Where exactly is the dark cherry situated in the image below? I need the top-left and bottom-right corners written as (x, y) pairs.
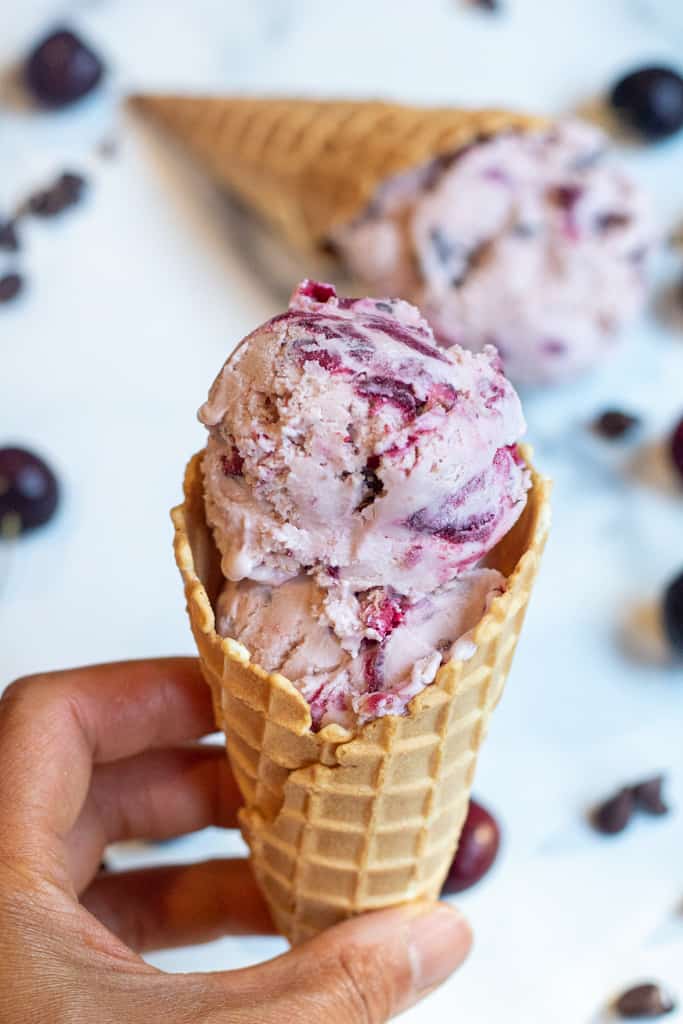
top-left (0, 273), bottom-right (24, 304)
top-left (610, 66), bottom-right (683, 140)
top-left (0, 447), bottom-right (59, 535)
top-left (356, 376), bottom-right (417, 419)
top-left (592, 409), bottom-right (641, 440)
top-left (359, 588), bottom-right (405, 640)
top-left (671, 416), bottom-right (683, 483)
top-left (663, 569), bottom-right (683, 658)
top-left (0, 220), bottom-right (19, 252)
top-left (298, 279), bottom-right (336, 303)
top-left (363, 642), bottom-right (386, 691)
top-left (25, 27), bottom-right (104, 108)
top-left (441, 798), bottom-right (501, 894)
top-left (220, 447), bottom-right (244, 478)
top-left (548, 185), bottom-right (584, 210)
top-left (614, 982), bottom-right (676, 1019)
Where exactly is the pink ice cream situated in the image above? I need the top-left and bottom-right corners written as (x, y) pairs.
top-left (201, 280), bottom-right (529, 729)
top-left (332, 120), bottom-right (653, 386)
top-left (216, 569), bottom-right (503, 730)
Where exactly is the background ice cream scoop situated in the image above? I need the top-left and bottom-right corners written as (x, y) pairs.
top-left (333, 121), bottom-right (653, 386)
top-left (201, 280), bottom-right (529, 600)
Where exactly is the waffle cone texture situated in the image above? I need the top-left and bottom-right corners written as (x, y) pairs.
top-left (131, 95), bottom-right (547, 250)
top-left (172, 449), bottom-right (550, 944)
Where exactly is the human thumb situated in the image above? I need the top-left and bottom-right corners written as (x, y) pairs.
top-left (201, 901), bottom-right (472, 1023)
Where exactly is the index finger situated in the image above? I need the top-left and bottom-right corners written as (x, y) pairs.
top-left (0, 658), bottom-right (218, 867)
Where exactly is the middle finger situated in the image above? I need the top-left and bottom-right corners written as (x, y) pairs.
top-left (66, 744), bottom-right (243, 891)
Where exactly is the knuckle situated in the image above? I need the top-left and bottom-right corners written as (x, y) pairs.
top-left (0, 673), bottom-right (56, 720)
top-left (330, 944), bottom-right (395, 1024)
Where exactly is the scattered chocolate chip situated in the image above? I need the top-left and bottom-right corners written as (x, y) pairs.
top-left (663, 569), bottom-right (683, 658)
top-left (591, 788), bottom-right (635, 835)
top-left (0, 220), bottom-right (19, 252)
top-left (98, 860), bottom-right (108, 873)
top-left (615, 982), bottom-right (676, 1019)
top-left (28, 171), bottom-right (87, 218)
top-left (671, 416), bottom-right (683, 483)
top-left (592, 409), bottom-right (641, 440)
top-left (0, 447), bottom-right (59, 535)
top-left (468, 0), bottom-right (501, 11)
top-left (442, 798), bottom-right (501, 894)
top-left (632, 776), bottom-right (669, 816)
top-left (611, 66), bottom-right (683, 140)
top-left (25, 27), bottom-right (104, 108)
top-left (374, 301), bottom-right (394, 314)
top-left (0, 273), bottom-right (24, 304)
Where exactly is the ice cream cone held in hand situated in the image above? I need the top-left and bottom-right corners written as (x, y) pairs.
top-left (172, 281), bottom-right (550, 943)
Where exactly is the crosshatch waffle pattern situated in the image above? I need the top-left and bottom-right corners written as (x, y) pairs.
top-left (172, 450), bottom-right (551, 944)
top-left (132, 95), bottom-right (546, 250)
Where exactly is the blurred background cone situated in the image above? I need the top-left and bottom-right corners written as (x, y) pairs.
top-left (131, 95), bottom-right (545, 251)
top-left (172, 448), bottom-right (551, 944)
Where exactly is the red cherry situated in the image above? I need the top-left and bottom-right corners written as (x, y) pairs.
top-left (441, 798), bottom-right (501, 895)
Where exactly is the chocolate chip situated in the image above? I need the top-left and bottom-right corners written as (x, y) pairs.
top-left (375, 301), bottom-right (394, 314)
top-left (357, 463), bottom-right (384, 511)
top-left (430, 226), bottom-right (458, 265)
top-left (0, 220), bottom-right (19, 252)
top-left (28, 171), bottom-right (87, 218)
top-left (592, 409), bottom-right (642, 439)
top-left (632, 776), bottom-right (669, 816)
top-left (596, 212), bottom-right (632, 232)
top-left (0, 273), bottom-right (24, 304)
top-left (615, 982), bottom-right (676, 1018)
top-left (591, 788), bottom-right (635, 835)
top-left (468, 0), bottom-right (501, 10)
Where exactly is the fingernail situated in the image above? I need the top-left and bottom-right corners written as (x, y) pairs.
top-left (407, 903), bottom-right (472, 995)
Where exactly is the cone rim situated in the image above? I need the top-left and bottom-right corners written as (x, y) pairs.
top-left (172, 444), bottom-right (551, 745)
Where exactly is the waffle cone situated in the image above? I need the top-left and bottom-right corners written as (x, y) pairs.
top-left (131, 95), bottom-right (546, 250)
top-left (172, 448), bottom-right (550, 943)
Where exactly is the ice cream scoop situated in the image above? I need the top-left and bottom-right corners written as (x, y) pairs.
top-left (216, 568), bottom-right (504, 730)
top-left (201, 280), bottom-right (529, 602)
top-left (332, 121), bottom-right (653, 386)
top-left (200, 280), bottom-right (529, 731)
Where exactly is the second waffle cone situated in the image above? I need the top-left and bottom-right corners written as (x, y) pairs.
top-left (131, 95), bottom-right (546, 250)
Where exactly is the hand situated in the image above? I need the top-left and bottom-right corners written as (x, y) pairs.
top-left (0, 658), bottom-right (471, 1023)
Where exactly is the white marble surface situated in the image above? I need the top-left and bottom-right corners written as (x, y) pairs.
top-left (2, 1), bottom-right (683, 1021)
